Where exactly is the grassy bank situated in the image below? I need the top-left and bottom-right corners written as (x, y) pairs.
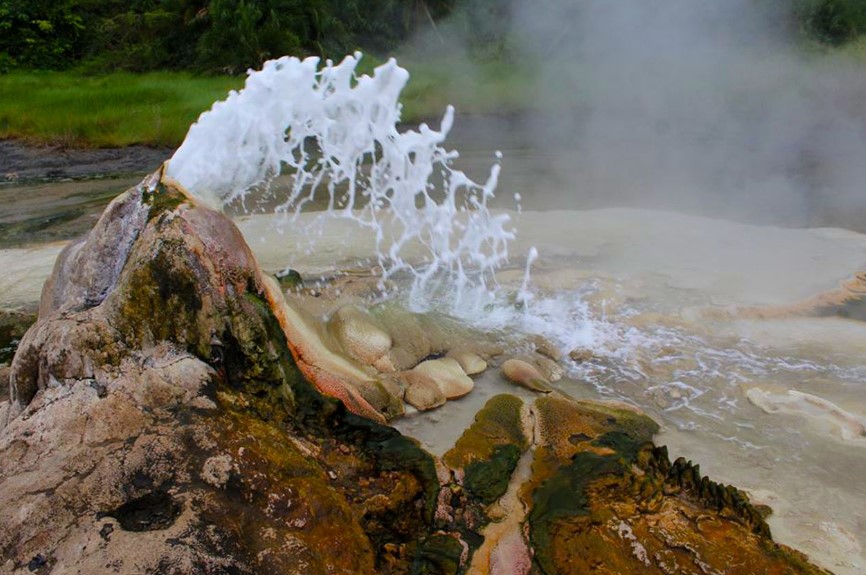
top-left (0, 59), bottom-right (533, 149)
top-left (0, 71), bottom-right (244, 148)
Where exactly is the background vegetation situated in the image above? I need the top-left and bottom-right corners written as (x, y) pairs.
top-left (0, 0), bottom-right (456, 73)
top-left (799, 0), bottom-right (866, 45)
top-left (4, 0), bottom-right (863, 74)
top-left (0, 71), bottom-right (241, 146)
top-left (1, 0), bottom-right (865, 148)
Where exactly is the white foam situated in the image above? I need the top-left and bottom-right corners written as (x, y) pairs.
top-left (168, 53), bottom-right (514, 316)
top-left (746, 388), bottom-right (866, 443)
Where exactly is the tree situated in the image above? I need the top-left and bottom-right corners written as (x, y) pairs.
top-left (0, 0), bottom-right (84, 69)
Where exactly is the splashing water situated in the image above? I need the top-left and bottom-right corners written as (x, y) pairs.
top-left (159, 53), bottom-right (866, 573)
top-left (167, 53), bottom-right (514, 314)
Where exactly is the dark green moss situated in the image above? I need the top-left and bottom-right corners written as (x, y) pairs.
top-left (116, 239), bottom-right (212, 358)
top-left (463, 443), bottom-right (522, 505)
top-left (575, 401), bottom-right (660, 444)
top-left (0, 310), bottom-right (36, 364)
top-left (333, 413), bottom-right (440, 521)
top-left (529, 451), bottom-right (626, 575)
top-left (228, 294), bottom-right (441, 559)
top-left (410, 533), bottom-right (464, 575)
top-left (591, 431), bottom-right (648, 463)
top-left (275, 268), bottom-right (304, 291)
top-left (143, 182), bottom-right (186, 221)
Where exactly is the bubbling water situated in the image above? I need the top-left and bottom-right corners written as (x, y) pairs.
top-left (167, 53), bottom-right (515, 316)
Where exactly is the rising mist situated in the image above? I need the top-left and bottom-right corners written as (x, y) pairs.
top-left (406, 0), bottom-right (866, 230)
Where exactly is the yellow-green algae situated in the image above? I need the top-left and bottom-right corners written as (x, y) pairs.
top-left (525, 396), bottom-right (831, 575)
top-left (444, 394), bottom-right (529, 506)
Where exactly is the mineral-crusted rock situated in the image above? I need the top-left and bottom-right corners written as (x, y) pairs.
top-left (500, 358), bottom-right (552, 393)
top-left (412, 357), bottom-right (474, 399)
top-left (401, 371), bottom-right (448, 411)
top-left (261, 275), bottom-right (400, 422)
top-left (0, 173), bottom-right (438, 575)
top-left (446, 349), bottom-right (488, 375)
top-left (328, 305), bottom-right (393, 367)
top-left (531, 335), bottom-right (562, 362)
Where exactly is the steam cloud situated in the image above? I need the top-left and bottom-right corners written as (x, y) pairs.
top-left (408, 0), bottom-right (866, 229)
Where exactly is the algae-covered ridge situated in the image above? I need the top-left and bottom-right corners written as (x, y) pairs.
top-left (444, 394), bottom-right (529, 506)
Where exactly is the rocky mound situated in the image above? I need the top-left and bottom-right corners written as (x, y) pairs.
top-left (0, 170), bottom-right (831, 574)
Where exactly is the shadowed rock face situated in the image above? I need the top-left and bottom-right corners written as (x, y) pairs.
top-left (0, 170), bottom-right (833, 575)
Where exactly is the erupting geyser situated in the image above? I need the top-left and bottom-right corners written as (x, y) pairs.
top-left (166, 53), bottom-right (514, 312)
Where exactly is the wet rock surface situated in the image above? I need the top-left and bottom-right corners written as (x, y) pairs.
top-left (0, 171), bottom-right (833, 574)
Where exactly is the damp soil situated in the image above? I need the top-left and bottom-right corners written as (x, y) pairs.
top-left (0, 139), bottom-right (172, 248)
top-left (1, 140), bottom-right (172, 183)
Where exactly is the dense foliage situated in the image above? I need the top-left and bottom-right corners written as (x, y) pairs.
top-left (798, 0), bottom-right (866, 45)
top-left (0, 0), bottom-right (456, 73)
top-left (1, 0), bottom-right (865, 74)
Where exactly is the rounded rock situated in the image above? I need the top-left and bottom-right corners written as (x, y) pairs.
top-left (401, 371), bottom-right (447, 411)
top-left (532, 335), bottom-right (563, 362)
top-left (412, 357), bottom-right (474, 399)
top-left (569, 348), bottom-right (594, 363)
top-left (501, 359), bottom-right (552, 393)
top-left (328, 305), bottom-right (392, 366)
top-left (534, 355), bottom-right (564, 383)
top-left (446, 349), bottom-right (488, 376)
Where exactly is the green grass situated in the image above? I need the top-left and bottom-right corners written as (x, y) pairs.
top-left (836, 35), bottom-right (866, 61)
top-left (0, 59), bottom-right (535, 149)
top-left (0, 71), bottom-right (243, 148)
top-left (399, 58), bottom-right (536, 120)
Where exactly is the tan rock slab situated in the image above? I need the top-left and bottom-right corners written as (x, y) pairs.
top-left (412, 357), bottom-right (474, 399)
top-left (500, 359), bottom-right (552, 393)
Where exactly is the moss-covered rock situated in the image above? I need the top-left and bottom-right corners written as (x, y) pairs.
top-left (524, 396), bottom-right (831, 575)
top-left (463, 444), bottom-right (523, 506)
top-left (444, 394), bottom-right (528, 507)
top-left (445, 395), bottom-right (528, 469)
top-left (1, 174), bottom-right (440, 575)
top-left (411, 533), bottom-right (465, 575)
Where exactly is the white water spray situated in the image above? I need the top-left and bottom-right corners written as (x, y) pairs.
top-left (167, 53), bottom-right (513, 313)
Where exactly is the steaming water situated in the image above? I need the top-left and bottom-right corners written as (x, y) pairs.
top-left (165, 56), bottom-right (866, 574)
